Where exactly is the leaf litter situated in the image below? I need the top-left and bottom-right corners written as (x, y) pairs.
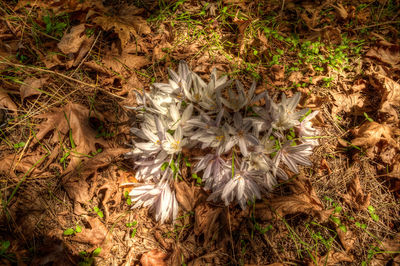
top-left (1, 0), bottom-right (400, 265)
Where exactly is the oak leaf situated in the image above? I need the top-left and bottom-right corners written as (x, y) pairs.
top-left (0, 90), bottom-right (17, 113)
top-left (351, 121), bottom-right (398, 148)
top-left (256, 177), bottom-right (333, 222)
top-left (341, 176), bottom-right (370, 211)
top-left (330, 91), bottom-right (367, 116)
top-left (34, 103), bottom-right (109, 173)
top-left (366, 41), bottom-right (400, 70)
top-left (20, 77), bottom-right (48, 101)
top-left (93, 14), bottom-right (150, 48)
top-left (71, 217), bottom-right (113, 256)
top-left (140, 249), bottom-right (168, 266)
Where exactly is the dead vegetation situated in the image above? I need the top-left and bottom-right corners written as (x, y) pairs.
top-left (0, 0), bottom-right (399, 265)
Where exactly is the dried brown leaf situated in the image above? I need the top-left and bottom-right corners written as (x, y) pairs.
top-left (0, 90), bottom-right (17, 113)
top-left (93, 14), bottom-right (150, 48)
top-left (71, 217), bottom-right (113, 256)
top-left (270, 65), bottom-right (285, 81)
top-left (351, 121), bottom-right (398, 148)
top-left (331, 3), bottom-right (349, 20)
top-left (57, 24), bottom-right (87, 54)
top-left (0, 153), bottom-right (44, 179)
top-left (369, 74), bottom-right (400, 122)
top-left (331, 91), bottom-right (367, 116)
top-left (194, 203), bottom-right (223, 245)
top-left (336, 226), bottom-right (356, 252)
top-left (62, 148), bottom-right (129, 213)
top-left (312, 251), bottom-right (354, 265)
top-left (102, 50), bottom-right (150, 74)
top-left (140, 249), bottom-right (168, 266)
top-left (366, 41), bottom-right (400, 70)
top-left (371, 234), bottom-right (400, 266)
top-left (34, 103), bottom-right (110, 172)
top-left (256, 177), bottom-right (333, 222)
top-left (20, 77), bottom-right (48, 101)
top-left (174, 181), bottom-right (195, 212)
top-left (341, 176), bottom-right (371, 211)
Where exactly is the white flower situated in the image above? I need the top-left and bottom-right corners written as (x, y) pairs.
top-left (268, 92), bottom-right (309, 131)
top-left (295, 110), bottom-right (319, 146)
top-left (208, 160), bottom-right (261, 210)
top-left (167, 102), bottom-right (193, 131)
top-left (162, 126), bottom-right (187, 154)
top-left (274, 141), bottom-right (313, 174)
top-left (219, 80), bottom-right (257, 112)
top-left (129, 180), bottom-right (178, 223)
top-left (194, 149), bottom-right (230, 191)
top-left (224, 112), bottom-right (259, 156)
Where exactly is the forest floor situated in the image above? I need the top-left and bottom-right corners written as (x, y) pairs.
top-left (0, 0), bottom-right (400, 265)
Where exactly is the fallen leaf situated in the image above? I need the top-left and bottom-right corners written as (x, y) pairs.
top-left (336, 226), bottom-right (356, 252)
top-left (371, 233), bottom-right (400, 266)
top-left (140, 249), bottom-right (168, 266)
top-left (330, 91), bottom-right (367, 116)
top-left (194, 203), bottom-right (224, 246)
top-left (34, 103), bottom-right (110, 173)
top-left (369, 74), bottom-right (400, 122)
top-left (93, 13), bottom-right (150, 48)
top-left (0, 153), bottom-right (45, 179)
top-left (351, 121), bottom-right (398, 148)
top-left (174, 181), bottom-right (196, 212)
top-left (270, 65), bottom-right (285, 81)
top-left (102, 49), bottom-right (150, 75)
top-left (62, 149), bottom-right (129, 214)
top-left (57, 24), bottom-right (95, 68)
top-left (71, 217), bottom-right (113, 256)
top-left (256, 177), bottom-right (333, 222)
top-left (311, 250), bottom-right (354, 265)
top-left (366, 41), bottom-right (400, 70)
top-left (331, 3), bottom-right (349, 20)
top-left (57, 24), bottom-right (87, 54)
top-left (288, 71), bottom-right (303, 84)
top-left (0, 90), bottom-right (17, 113)
top-left (20, 77), bottom-right (48, 101)
top-left (341, 176), bottom-right (371, 211)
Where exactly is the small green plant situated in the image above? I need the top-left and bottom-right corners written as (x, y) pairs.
top-left (63, 225), bottom-right (82, 236)
top-left (93, 206), bottom-right (104, 218)
top-left (78, 247), bottom-right (101, 266)
top-left (42, 11), bottom-right (69, 38)
top-left (126, 221), bottom-right (138, 238)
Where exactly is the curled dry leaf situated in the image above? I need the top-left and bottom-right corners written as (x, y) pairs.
top-left (330, 91), bottom-right (367, 116)
top-left (256, 177), bottom-right (333, 222)
top-left (341, 176), bottom-right (370, 211)
top-left (336, 226), bottom-right (356, 252)
top-left (194, 203), bottom-right (224, 246)
top-left (140, 249), bottom-right (168, 266)
top-left (369, 74), bottom-right (400, 122)
top-left (0, 153), bottom-right (45, 179)
top-left (0, 90), bottom-right (17, 113)
top-left (20, 77), bottom-right (48, 101)
top-left (351, 121), bottom-right (398, 148)
top-left (270, 65), bottom-right (285, 81)
top-left (57, 24), bottom-right (95, 68)
top-left (174, 181), bottom-right (195, 212)
top-left (71, 217), bottom-right (113, 256)
top-left (366, 41), bottom-right (400, 70)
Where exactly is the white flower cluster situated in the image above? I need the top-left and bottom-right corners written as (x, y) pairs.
top-left (125, 61), bottom-right (319, 223)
